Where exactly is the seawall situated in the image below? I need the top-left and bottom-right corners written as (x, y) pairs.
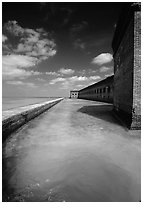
top-left (2, 98), bottom-right (63, 141)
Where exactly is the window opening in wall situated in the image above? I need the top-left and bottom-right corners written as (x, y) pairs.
top-left (108, 86), bottom-right (111, 93)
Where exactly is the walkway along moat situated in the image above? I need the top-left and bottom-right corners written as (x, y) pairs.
top-left (2, 99), bottom-right (141, 202)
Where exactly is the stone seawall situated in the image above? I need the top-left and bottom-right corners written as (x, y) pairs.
top-left (2, 98), bottom-right (63, 141)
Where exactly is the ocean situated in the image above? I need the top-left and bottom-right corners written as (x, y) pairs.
top-left (2, 97), bottom-right (59, 111)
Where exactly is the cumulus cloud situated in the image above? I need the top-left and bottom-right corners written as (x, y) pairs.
top-left (2, 20), bottom-right (57, 80)
top-left (59, 68), bottom-right (75, 75)
top-left (92, 53), bottom-right (113, 65)
top-left (3, 21), bottom-right (56, 59)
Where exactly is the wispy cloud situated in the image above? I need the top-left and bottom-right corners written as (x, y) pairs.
top-left (40, 3), bottom-right (74, 28)
top-left (70, 21), bottom-right (88, 51)
top-left (100, 66), bottom-right (113, 73)
top-left (70, 21), bottom-right (88, 37)
top-left (6, 80), bottom-right (36, 88)
top-left (92, 53), bottom-right (113, 65)
top-left (73, 38), bottom-right (86, 50)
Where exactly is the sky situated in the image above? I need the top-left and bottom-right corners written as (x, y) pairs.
top-left (2, 2), bottom-right (130, 98)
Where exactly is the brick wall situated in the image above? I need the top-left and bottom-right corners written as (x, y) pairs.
top-left (113, 7), bottom-right (141, 129)
top-left (78, 76), bottom-right (113, 103)
top-left (131, 11), bottom-right (141, 129)
top-left (113, 17), bottom-right (134, 115)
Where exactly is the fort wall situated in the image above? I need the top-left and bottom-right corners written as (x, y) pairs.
top-left (78, 76), bottom-right (113, 103)
top-left (112, 3), bottom-right (141, 129)
top-left (2, 98), bottom-right (63, 141)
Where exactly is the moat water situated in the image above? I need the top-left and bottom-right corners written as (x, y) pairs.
top-left (3, 99), bottom-right (141, 202)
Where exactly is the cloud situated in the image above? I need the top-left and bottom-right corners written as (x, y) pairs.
top-left (45, 71), bottom-right (60, 76)
top-left (3, 54), bottom-right (38, 68)
top-left (100, 66), bottom-right (113, 73)
top-left (69, 76), bottom-right (88, 81)
top-left (2, 34), bottom-right (8, 42)
top-left (73, 39), bottom-right (86, 50)
top-left (60, 7), bottom-right (74, 26)
top-left (3, 20), bottom-right (56, 59)
top-left (89, 76), bottom-right (101, 80)
top-left (37, 78), bottom-right (46, 82)
top-left (105, 74), bottom-right (114, 78)
top-left (45, 68), bottom-right (75, 77)
top-left (2, 54), bottom-right (41, 80)
top-left (49, 75), bottom-right (101, 90)
top-left (70, 22), bottom-right (88, 50)
top-left (59, 68), bottom-right (75, 75)
top-left (49, 77), bottom-right (66, 85)
top-left (2, 20), bottom-right (57, 80)
top-left (70, 21), bottom-right (88, 37)
top-left (92, 53), bottom-right (113, 65)
top-left (76, 84), bottom-right (85, 88)
top-left (6, 80), bottom-right (36, 88)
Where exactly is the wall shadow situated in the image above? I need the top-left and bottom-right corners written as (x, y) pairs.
top-left (77, 104), bottom-right (124, 126)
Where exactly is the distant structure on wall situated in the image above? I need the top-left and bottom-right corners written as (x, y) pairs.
top-left (70, 90), bottom-right (79, 99)
top-left (112, 3), bottom-right (141, 129)
top-left (78, 76), bottom-right (114, 103)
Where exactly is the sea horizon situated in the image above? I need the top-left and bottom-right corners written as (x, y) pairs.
top-left (2, 96), bottom-right (63, 111)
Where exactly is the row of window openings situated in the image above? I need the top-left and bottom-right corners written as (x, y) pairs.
top-left (83, 86), bottom-right (111, 95)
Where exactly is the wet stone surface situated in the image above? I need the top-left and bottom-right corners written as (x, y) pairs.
top-left (3, 99), bottom-right (141, 202)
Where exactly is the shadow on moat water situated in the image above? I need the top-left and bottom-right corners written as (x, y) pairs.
top-left (77, 104), bottom-right (124, 127)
